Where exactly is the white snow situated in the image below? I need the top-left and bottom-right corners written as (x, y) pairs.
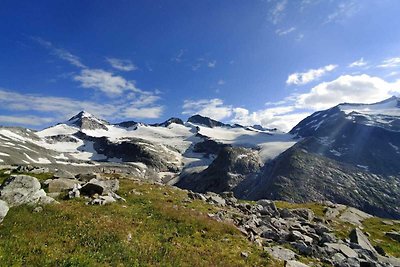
top-left (311, 120), bottom-right (325, 131)
top-left (340, 97), bottom-right (400, 116)
top-left (23, 153), bottom-right (52, 164)
top-left (0, 129), bottom-right (28, 143)
top-left (192, 124), bottom-right (296, 161)
top-left (330, 149), bottom-right (342, 157)
top-left (37, 124), bottom-right (78, 137)
top-left (389, 142), bottom-right (399, 153)
top-left (0, 152), bottom-right (9, 157)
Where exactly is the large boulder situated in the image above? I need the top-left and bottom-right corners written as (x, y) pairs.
top-left (265, 246), bottom-right (297, 261)
top-left (349, 228), bottom-right (377, 254)
top-left (0, 200), bottom-right (9, 223)
top-left (47, 178), bottom-right (80, 193)
top-left (79, 178), bottom-right (119, 197)
top-left (0, 175), bottom-right (55, 207)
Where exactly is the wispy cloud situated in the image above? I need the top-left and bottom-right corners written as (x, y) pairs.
top-left (208, 60), bottom-right (217, 68)
top-left (325, 1), bottom-right (360, 24)
top-left (32, 37), bottom-right (86, 68)
top-left (28, 37), bottom-right (164, 122)
top-left (217, 79), bottom-right (225, 85)
top-left (348, 57), bottom-right (367, 68)
top-left (268, 0), bottom-right (288, 25)
top-left (182, 99), bottom-right (232, 121)
top-left (286, 64), bottom-right (337, 85)
top-left (275, 27), bottom-right (296, 36)
top-left (378, 57), bottom-right (400, 68)
top-left (0, 87), bottom-right (164, 126)
top-left (171, 49), bottom-right (185, 63)
top-left (0, 115), bottom-right (55, 126)
top-left (106, 57), bottom-right (137, 71)
top-left (74, 69), bottom-right (141, 96)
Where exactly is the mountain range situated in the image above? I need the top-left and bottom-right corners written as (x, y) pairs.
top-left (0, 97), bottom-right (399, 219)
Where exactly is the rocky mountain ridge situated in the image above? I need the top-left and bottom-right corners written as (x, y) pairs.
top-left (1, 96), bottom-right (400, 219)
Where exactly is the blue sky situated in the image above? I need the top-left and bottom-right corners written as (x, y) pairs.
top-left (1, 0), bottom-right (400, 131)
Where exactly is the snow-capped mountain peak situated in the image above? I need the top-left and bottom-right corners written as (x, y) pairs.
top-left (338, 96), bottom-right (400, 116)
top-left (66, 111), bottom-right (109, 130)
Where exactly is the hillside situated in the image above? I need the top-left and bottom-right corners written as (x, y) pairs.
top-left (0, 169), bottom-right (399, 266)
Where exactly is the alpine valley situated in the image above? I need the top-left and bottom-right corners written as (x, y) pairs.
top-left (1, 96), bottom-right (400, 220)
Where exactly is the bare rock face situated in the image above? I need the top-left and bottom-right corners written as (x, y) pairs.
top-left (0, 175), bottom-right (56, 207)
top-left (349, 228), bottom-right (377, 254)
top-left (177, 146), bottom-right (261, 194)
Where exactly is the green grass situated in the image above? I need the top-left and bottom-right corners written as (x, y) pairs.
top-left (274, 201), bottom-right (326, 218)
top-left (0, 179), bottom-right (276, 267)
top-left (361, 218), bottom-right (400, 257)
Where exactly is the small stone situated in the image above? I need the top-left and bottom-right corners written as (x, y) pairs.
top-left (33, 206), bottom-right (43, 213)
top-left (240, 251), bottom-right (249, 258)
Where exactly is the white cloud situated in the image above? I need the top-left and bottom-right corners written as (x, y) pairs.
top-left (182, 99), bottom-right (232, 121)
top-left (232, 108), bottom-right (309, 132)
top-left (0, 115), bottom-right (55, 126)
top-left (33, 37), bottom-right (86, 68)
top-left (275, 27), bottom-right (296, 36)
top-left (106, 58), bottom-right (137, 71)
top-left (378, 57), bottom-right (400, 68)
top-left (0, 88), bottom-right (164, 126)
top-left (296, 74), bottom-right (400, 110)
top-left (74, 69), bottom-right (141, 96)
top-left (286, 64), bottom-right (337, 85)
top-left (181, 98), bottom-right (305, 131)
top-left (171, 49), bottom-right (185, 63)
top-left (121, 106), bottom-right (163, 119)
top-left (208, 60), bottom-right (217, 68)
top-left (182, 74), bottom-right (400, 132)
top-left (217, 79), bottom-right (226, 85)
top-left (325, 1), bottom-right (360, 24)
top-left (269, 0), bottom-right (288, 25)
top-left (348, 57), bottom-right (367, 68)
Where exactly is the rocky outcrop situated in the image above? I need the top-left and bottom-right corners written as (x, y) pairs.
top-left (0, 175), bottom-right (56, 207)
top-left (46, 178), bottom-right (80, 193)
top-left (67, 111), bottom-right (109, 131)
top-left (151, 117), bottom-right (184, 127)
top-left (67, 175), bottom-right (124, 205)
top-left (177, 146), bottom-right (261, 194)
top-left (187, 114), bottom-right (227, 128)
top-left (188, 191), bottom-right (400, 267)
top-left (238, 141), bottom-right (400, 219)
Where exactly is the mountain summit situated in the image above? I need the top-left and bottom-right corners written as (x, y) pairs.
top-left (67, 111), bottom-right (109, 131)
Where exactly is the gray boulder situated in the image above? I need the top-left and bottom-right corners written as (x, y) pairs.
top-left (47, 178), bottom-right (80, 193)
top-left (349, 228), bottom-right (377, 254)
top-left (75, 173), bottom-right (99, 182)
top-left (325, 243), bottom-right (358, 258)
top-left (265, 246), bottom-right (297, 261)
top-left (0, 200), bottom-right (9, 223)
top-left (291, 208), bottom-right (314, 221)
top-left (80, 182), bottom-right (104, 196)
top-left (205, 193), bottom-right (226, 206)
top-left (0, 175), bottom-right (55, 207)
